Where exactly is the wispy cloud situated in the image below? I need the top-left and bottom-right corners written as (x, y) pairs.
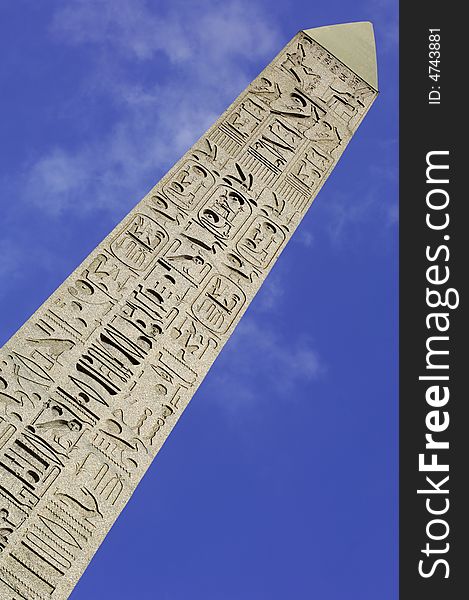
top-left (320, 135), bottom-right (398, 248)
top-left (50, 0), bottom-right (278, 64)
top-left (294, 229), bottom-right (315, 248)
top-left (254, 273), bottom-right (286, 313)
top-left (21, 0), bottom-right (281, 216)
top-left (204, 316), bottom-right (324, 418)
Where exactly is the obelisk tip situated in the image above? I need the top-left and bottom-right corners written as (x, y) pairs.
top-left (303, 21), bottom-right (378, 91)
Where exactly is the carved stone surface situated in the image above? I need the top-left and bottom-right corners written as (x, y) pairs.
top-left (0, 22), bottom-right (377, 599)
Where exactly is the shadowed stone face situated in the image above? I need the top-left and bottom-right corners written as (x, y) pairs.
top-left (0, 22), bottom-right (377, 599)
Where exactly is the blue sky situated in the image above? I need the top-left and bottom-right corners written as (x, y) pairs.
top-left (0, 1), bottom-right (398, 598)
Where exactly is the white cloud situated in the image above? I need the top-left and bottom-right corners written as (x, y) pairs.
top-left (51, 0), bottom-right (278, 64)
top-left (23, 91), bottom-right (220, 216)
top-left (21, 0), bottom-right (281, 217)
top-left (24, 148), bottom-right (91, 216)
top-left (50, 0), bottom-right (192, 62)
top-left (204, 316), bottom-right (324, 416)
top-left (255, 273), bottom-right (285, 313)
top-left (322, 186), bottom-right (395, 247)
top-left (320, 136), bottom-right (398, 247)
top-left (294, 229), bottom-right (315, 248)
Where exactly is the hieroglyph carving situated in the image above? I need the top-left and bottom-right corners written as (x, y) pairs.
top-left (0, 27), bottom-right (377, 599)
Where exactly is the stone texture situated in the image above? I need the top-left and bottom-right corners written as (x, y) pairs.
top-left (0, 22), bottom-right (377, 599)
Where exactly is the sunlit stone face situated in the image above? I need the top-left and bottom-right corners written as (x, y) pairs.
top-left (0, 22), bottom-right (377, 600)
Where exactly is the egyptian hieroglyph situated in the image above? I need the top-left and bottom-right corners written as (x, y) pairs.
top-left (0, 22), bottom-right (377, 599)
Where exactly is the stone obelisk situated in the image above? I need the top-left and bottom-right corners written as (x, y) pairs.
top-left (0, 22), bottom-right (378, 599)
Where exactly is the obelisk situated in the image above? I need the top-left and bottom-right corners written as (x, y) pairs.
top-left (0, 22), bottom-right (378, 599)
